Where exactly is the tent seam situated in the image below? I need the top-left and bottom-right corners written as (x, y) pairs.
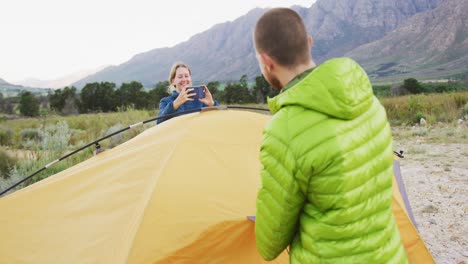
top-left (120, 129), bottom-right (186, 264)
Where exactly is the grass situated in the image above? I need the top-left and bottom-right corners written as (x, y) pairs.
top-left (393, 124), bottom-right (468, 145)
top-left (381, 92), bottom-right (467, 125)
top-left (4, 109), bottom-right (156, 148)
top-left (0, 109), bottom-right (157, 193)
top-left (407, 146), bottom-right (427, 155)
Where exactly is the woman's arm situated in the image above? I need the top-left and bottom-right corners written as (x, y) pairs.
top-left (157, 97), bottom-right (176, 124)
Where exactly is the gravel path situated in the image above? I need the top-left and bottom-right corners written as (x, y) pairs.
top-left (393, 126), bottom-right (468, 264)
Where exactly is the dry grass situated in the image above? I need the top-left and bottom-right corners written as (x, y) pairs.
top-left (3, 109), bottom-right (156, 148)
top-left (382, 92), bottom-right (468, 125)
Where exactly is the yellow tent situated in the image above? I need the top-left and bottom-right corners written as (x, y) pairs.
top-left (0, 110), bottom-right (433, 263)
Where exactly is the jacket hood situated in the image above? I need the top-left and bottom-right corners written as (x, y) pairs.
top-left (268, 58), bottom-right (373, 120)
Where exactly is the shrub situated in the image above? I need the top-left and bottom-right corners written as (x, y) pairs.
top-left (40, 121), bottom-right (71, 155)
top-left (463, 102), bottom-right (468, 119)
top-left (435, 85), bottom-right (448, 93)
top-left (105, 123), bottom-right (125, 148)
top-left (372, 85), bottom-right (391, 97)
top-left (381, 92), bottom-right (468, 125)
top-left (0, 126), bottom-right (14, 146)
top-left (21, 128), bottom-right (42, 142)
top-left (0, 148), bottom-right (17, 179)
top-left (414, 112), bottom-right (426, 124)
top-left (454, 94), bottom-right (467, 108)
top-left (403, 78), bottom-right (424, 94)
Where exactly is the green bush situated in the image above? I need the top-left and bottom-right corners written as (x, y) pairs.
top-left (454, 94), bottom-right (467, 108)
top-left (0, 126), bottom-right (14, 146)
top-left (382, 92), bottom-right (468, 125)
top-left (105, 123), bottom-right (124, 148)
top-left (21, 128), bottom-right (42, 141)
top-left (40, 121), bottom-right (71, 155)
top-left (372, 85), bottom-right (391, 97)
top-left (403, 78), bottom-right (424, 94)
top-left (414, 112), bottom-right (426, 124)
top-left (463, 102), bottom-right (468, 117)
top-left (0, 148), bottom-right (17, 179)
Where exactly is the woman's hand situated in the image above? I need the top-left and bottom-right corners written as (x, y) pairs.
top-left (198, 85), bottom-right (215, 106)
top-left (173, 87), bottom-right (194, 110)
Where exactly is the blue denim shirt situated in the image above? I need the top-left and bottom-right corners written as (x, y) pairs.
top-left (157, 91), bottom-right (219, 124)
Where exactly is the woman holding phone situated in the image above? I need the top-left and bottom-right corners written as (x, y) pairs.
top-left (157, 62), bottom-right (218, 124)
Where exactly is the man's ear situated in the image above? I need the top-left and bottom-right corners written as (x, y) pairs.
top-left (259, 53), bottom-right (275, 72)
top-left (307, 35), bottom-right (313, 50)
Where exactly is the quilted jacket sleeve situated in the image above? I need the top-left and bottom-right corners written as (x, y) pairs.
top-left (255, 119), bottom-right (306, 260)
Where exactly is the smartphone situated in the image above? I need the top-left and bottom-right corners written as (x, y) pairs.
top-left (185, 86), bottom-right (206, 100)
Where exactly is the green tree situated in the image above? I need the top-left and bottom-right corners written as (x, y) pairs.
top-left (224, 79), bottom-right (253, 104)
top-left (0, 93), bottom-right (7, 114)
top-left (403, 78), bottom-right (424, 94)
top-left (80, 82), bottom-right (99, 113)
top-left (116, 81), bottom-right (147, 109)
top-left (435, 84), bottom-right (448, 93)
top-left (148, 81), bottom-right (170, 110)
top-left (80, 82), bottom-right (116, 113)
top-left (49, 89), bottom-right (65, 112)
top-left (223, 75), bottom-right (256, 104)
top-left (253, 75), bottom-right (277, 103)
top-left (19, 91), bottom-right (40, 117)
top-left (207, 81), bottom-right (220, 98)
top-left (0, 95), bottom-right (18, 114)
top-left (49, 86), bottom-right (78, 114)
top-left (97, 82), bottom-right (117, 112)
top-left (239, 74), bottom-right (249, 89)
top-left (61, 87), bottom-right (79, 115)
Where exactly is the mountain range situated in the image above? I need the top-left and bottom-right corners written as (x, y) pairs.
top-left (4, 0), bottom-right (466, 90)
top-left (0, 78), bottom-right (51, 97)
top-left (346, 0), bottom-right (468, 81)
top-left (15, 65), bottom-right (109, 89)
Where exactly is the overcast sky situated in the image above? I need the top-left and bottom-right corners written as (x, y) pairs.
top-left (0, 0), bottom-right (316, 83)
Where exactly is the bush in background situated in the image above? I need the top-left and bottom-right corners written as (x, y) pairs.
top-left (0, 148), bottom-right (17, 179)
top-left (40, 121), bottom-right (71, 155)
top-left (382, 92), bottom-right (468, 125)
top-left (0, 125), bottom-right (14, 146)
top-left (20, 128), bottom-right (42, 142)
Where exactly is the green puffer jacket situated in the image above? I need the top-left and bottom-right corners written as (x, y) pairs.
top-left (255, 58), bottom-right (407, 263)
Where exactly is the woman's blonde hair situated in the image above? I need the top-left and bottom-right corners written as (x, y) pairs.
top-left (168, 62), bottom-right (191, 91)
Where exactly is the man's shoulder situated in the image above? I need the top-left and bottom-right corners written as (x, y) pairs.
top-left (266, 105), bottom-right (327, 137)
top-left (264, 106), bottom-right (298, 134)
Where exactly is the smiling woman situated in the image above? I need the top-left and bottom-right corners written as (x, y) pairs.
top-left (157, 62), bottom-right (218, 124)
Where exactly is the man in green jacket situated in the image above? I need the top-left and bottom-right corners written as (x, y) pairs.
top-left (253, 8), bottom-right (408, 263)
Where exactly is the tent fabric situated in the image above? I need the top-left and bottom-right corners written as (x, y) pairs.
top-left (0, 110), bottom-right (432, 263)
top-left (392, 158), bottom-right (435, 264)
top-left (393, 159), bottom-right (418, 227)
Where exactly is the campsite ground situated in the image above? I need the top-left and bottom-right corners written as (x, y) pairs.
top-left (392, 123), bottom-right (468, 264)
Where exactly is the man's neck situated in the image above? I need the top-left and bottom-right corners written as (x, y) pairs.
top-left (278, 61), bottom-right (316, 88)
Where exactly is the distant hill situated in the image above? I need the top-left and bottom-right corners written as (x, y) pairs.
top-left (71, 0), bottom-right (464, 88)
top-left (16, 65), bottom-right (109, 89)
top-left (0, 78), bottom-right (51, 97)
top-left (347, 0), bottom-right (468, 81)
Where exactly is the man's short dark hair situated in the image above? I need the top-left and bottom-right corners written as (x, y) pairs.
top-left (254, 8), bottom-right (310, 67)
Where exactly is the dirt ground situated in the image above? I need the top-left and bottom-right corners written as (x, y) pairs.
top-left (393, 125), bottom-right (468, 264)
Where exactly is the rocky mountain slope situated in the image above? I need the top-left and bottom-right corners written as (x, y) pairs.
top-left (73, 0), bottom-right (449, 87)
top-left (347, 0), bottom-right (468, 81)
